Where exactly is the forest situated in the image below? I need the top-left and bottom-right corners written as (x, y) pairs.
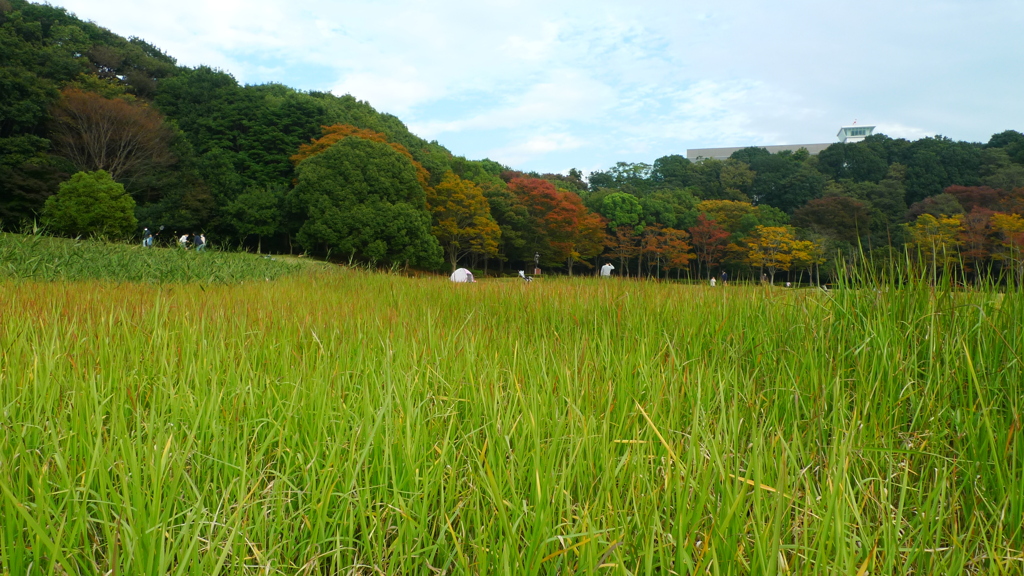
top-left (3, 0), bottom-right (1024, 282)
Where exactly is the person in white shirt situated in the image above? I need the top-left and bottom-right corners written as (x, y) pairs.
top-left (600, 262), bottom-right (615, 277)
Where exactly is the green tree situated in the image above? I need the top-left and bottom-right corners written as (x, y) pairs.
top-left (599, 192), bottom-right (643, 230)
top-left (651, 154), bottom-right (694, 189)
top-left (640, 188), bottom-right (699, 229)
top-left (816, 142), bottom-right (888, 182)
top-left (0, 135), bottom-right (71, 226)
top-left (986, 130), bottom-right (1024, 164)
top-left (292, 137), bottom-right (442, 267)
top-left (42, 170), bottom-right (137, 238)
top-left (906, 193), bottom-right (964, 221)
top-left (223, 184), bottom-right (282, 251)
top-left (791, 195), bottom-right (871, 244)
top-left (719, 159), bottom-right (755, 199)
top-left (481, 179), bottom-right (531, 268)
top-left (902, 137), bottom-right (981, 205)
top-left (979, 148), bottom-right (1024, 191)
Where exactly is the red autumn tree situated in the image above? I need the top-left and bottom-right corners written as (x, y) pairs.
top-left (959, 207), bottom-right (994, 279)
top-left (507, 177), bottom-right (606, 273)
top-left (998, 188), bottom-right (1024, 215)
top-left (945, 185), bottom-right (1004, 213)
top-left (688, 214), bottom-right (730, 279)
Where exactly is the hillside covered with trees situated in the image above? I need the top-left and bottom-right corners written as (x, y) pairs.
top-left (2, 0), bottom-right (1023, 282)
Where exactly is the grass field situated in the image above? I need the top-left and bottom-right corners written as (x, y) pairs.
top-left (0, 262), bottom-right (1021, 574)
top-left (0, 233), bottom-right (304, 283)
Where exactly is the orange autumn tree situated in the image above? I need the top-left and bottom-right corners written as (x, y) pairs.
top-left (426, 171), bottom-right (500, 271)
top-left (640, 224), bottom-right (666, 278)
top-left (291, 125), bottom-right (431, 190)
top-left (610, 226), bottom-right (640, 277)
top-left (661, 227), bottom-right (695, 279)
top-left (568, 207), bottom-right (608, 276)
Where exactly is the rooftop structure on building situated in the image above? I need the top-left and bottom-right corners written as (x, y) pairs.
top-left (686, 124), bottom-right (876, 162)
top-left (837, 124), bottom-right (875, 143)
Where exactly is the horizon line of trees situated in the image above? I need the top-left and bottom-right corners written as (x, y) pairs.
top-left (2, 0), bottom-right (1023, 285)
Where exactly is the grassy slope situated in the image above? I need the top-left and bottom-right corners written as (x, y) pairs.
top-left (0, 271), bottom-right (1020, 574)
top-left (0, 233), bottom-right (306, 283)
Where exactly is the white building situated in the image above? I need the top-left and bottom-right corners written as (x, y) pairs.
top-left (686, 124), bottom-right (876, 162)
top-left (836, 125), bottom-right (875, 144)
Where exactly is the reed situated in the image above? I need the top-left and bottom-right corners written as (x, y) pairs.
top-left (0, 265), bottom-right (1020, 574)
top-left (0, 233), bottom-right (302, 283)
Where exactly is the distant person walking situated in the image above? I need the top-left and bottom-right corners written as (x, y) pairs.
top-left (450, 268), bottom-right (475, 283)
top-left (142, 228), bottom-right (153, 247)
top-left (720, 270), bottom-right (728, 286)
top-left (178, 233), bottom-right (189, 248)
top-left (600, 262), bottom-right (615, 277)
top-left (194, 233), bottom-right (205, 252)
top-left (710, 277), bottom-right (716, 287)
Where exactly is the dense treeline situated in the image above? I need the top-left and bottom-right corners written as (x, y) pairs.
top-left (580, 133), bottom-right (1024, 283)
top-left (2, 0), bottom-right (1023, 282)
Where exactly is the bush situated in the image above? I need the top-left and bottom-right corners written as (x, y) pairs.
top-left (42, 170), bottom-right (137, 238)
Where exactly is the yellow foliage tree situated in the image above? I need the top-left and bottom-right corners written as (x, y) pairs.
top-left (791, 238), bottom-right (826, 285)
top-left (696, 199), bottom-right (755, 234)
top-left (426, 171), bottom-right (500, 271)
top-left (745, 225), bottom-right (799, 284)
top-left (990, 213), bottom-right (1024, 285)
top-left (909, 214), bottom-right (963, 282)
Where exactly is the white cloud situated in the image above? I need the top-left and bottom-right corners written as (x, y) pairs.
top-left (333, 73), bottom-right (441, 115)
top-left (55, 0), bottom-right (1024, 172)
top-left (488, 133), bottom-right (587, 166)
top-left (411, 71), bottom-right (617, 136)
top-left (874, 123), bottom-right (935, 141)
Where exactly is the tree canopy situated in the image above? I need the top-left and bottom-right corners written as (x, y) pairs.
top-left (291, 136), bottom-right (442, 267)
top-left (42, 169), bottom-right (137, 238)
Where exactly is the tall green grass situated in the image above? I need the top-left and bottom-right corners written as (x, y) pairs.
top-left (0, 270), bottom-right (1020, 574)
top-left (0, 233), bottom-right (303, 283)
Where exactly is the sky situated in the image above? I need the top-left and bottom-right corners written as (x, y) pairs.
top-left (56, 0), bottom-right (1024, 175)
